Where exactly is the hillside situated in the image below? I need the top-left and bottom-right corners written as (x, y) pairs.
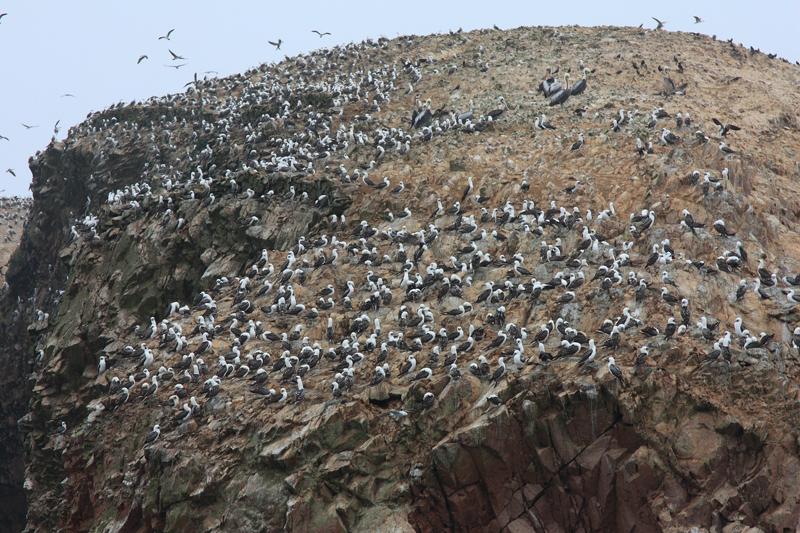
top-left (2, 25), bottom-right (800, 532)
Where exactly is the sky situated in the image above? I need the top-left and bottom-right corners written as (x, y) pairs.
top-left (0, 1), bottom-right (798, 197)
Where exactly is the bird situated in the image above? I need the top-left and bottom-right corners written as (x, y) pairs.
top-left (5, 169), bottom-right (16, 177)
top-left (21, 123), bottom-right (38, 129)
top-left (158, 29), bottom-right (175, 40)
top-left (693, 16), bottom-right (703, 23)
top-left (0, 13), bottom-right (6, 23)
top-left (571, 133), bottom-right (584, 151)
top-left (0, 134), bottom-right (8, 141)
top-left (268, 39), bottom-right (283, 50)
top-left (311, 30), bottom-right (331, 38)
top-left (60, 93), bottom-right (75, 98)
top-left (144, 424), bottom-right (161, 445)
top-left (137, 55), bottom-right (149, 64)
top-left (608, 357), bottom-right (625, 385)
top-left (166, 63), bottom-right (187, 69)
top-left (712, 118), bottom-right (741, 136)
top-left (713, 219), bottom-right (736, 237)
top-left (168, 49), bottom-right (185, 61)
top-left (652, 17), bottom-right (666, 30)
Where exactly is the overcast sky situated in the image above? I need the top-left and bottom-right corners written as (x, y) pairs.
top-left (1, 1), bottom-right (798, 197)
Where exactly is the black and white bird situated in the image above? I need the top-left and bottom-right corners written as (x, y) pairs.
top-left (607, 357), bottom-right (625, 385)
top-left (144, 424), bottom-right (161, 445)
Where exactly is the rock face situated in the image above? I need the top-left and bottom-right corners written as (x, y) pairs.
top-left (2, 25), bottom-right (800, 532)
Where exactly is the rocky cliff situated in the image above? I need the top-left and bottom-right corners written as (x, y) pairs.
top-left (2, 25), bottom-right (800, 533)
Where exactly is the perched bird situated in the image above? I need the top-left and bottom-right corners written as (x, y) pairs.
top-left (608, 357), bottom-right (625, 385)
top-left (144, 424), bottom-right (161, 445)
top-left (571, 133), bottom-right (584, 151)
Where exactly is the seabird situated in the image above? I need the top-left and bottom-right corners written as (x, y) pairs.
top-left (490, 357), bottom-right (506, 385)
top-left (693, 16), bottom-right (703, 23)
top-left (713, 219), bottom-right (736, 237)
top-left (652, 17), bottom-right (666, 29)
top-left (421, 392), bottom-right (435, 409)
top-left (487, 394), bottom-right (503, 406)
top-left (570, 133), bottom-right (584, 151)
top-left (712, 118), bottom-right (741, 136)
top-left (168, 49), bottom-right (185, 61)
top-left (158, 29), bottom-right (175, 40)
top-left (137, 55), bottom-right (149, 64)
top-left (311, 30), bottom-right (331, 37)
top-left (268, 39), bottom-right (283, 50)
top-left (607, 357), bottom-right (625, 385)
top-left (144, 424), bottom-right (161, 445)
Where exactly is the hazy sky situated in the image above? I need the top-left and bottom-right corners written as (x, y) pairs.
top-left (1, 1), bottom-right (798, 197)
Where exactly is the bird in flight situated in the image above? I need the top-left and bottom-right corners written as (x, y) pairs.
top-left (311, 30), bottom-right (331, 38)
top-left (693, 16), bottom-right (703, 24)
top-left (137, 54), bottom-right (149, 64)
top-left (158, 29), bottom-right (175, 40)
top-left (6, 168), bottom-right (16, 177)
top-left (21, 123), bottom-right (38, 129)
top-left (60, 93), bottom-right (75, 98)
top-left (165, 63), bottom-right (187, 69)
top-left (0, 134), bottom-right (8, 141)
top-left (652, 17), bottom-right (666, 30)
top-left (168, 49), bottom-right (185, 60)
top-left (268, 39), bottom-right (282, 50)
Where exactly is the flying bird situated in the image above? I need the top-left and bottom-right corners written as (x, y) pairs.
top-left (693, 16), bottom-right (703, 23)
top-left (712, 118), bottom-right (741, 136)
top-left (652, 17), bottom-right (666, 30)
top-left (6, 168), bottom-right (16, 177)
top-left (165, 63), bottom-right (187, 69)
top-left (268, 39), bottom-right (283, 50)
top-left (60, 93), bottom-right (75, 98)
top-left (168, 49), bottom-right (185, 60)
top-left (137, 55), bottom-right (149, 64)
top-left (21, 123), bottom-right (38, 129)
top-left (158, 29), bottom-right (175, 40)
top-left (311, 30), bottom-right (331, 38)
top-left (0, 134), bottom-right (8, 141)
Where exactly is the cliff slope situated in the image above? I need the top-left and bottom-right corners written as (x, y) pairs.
top-left (2, 26), bottom-right (800, 533)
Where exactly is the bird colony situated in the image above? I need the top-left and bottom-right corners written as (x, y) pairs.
top-left (21, 27), bottom-right (800, 465)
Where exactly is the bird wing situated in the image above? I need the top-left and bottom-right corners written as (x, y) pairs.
top-left (652, 17), bottom-right (663, 24)
top-left (167, 29), bottom-right (174, 38)
top-left (712, 118), bottom-right (722, 126)
top-left (727, 124), bottom-right (741, 131)
top-left (312, 30), bottom-right (321, 36)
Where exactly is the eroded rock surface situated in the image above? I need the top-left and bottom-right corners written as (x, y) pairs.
top-left (2, 26), bottom-right (800, 533)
